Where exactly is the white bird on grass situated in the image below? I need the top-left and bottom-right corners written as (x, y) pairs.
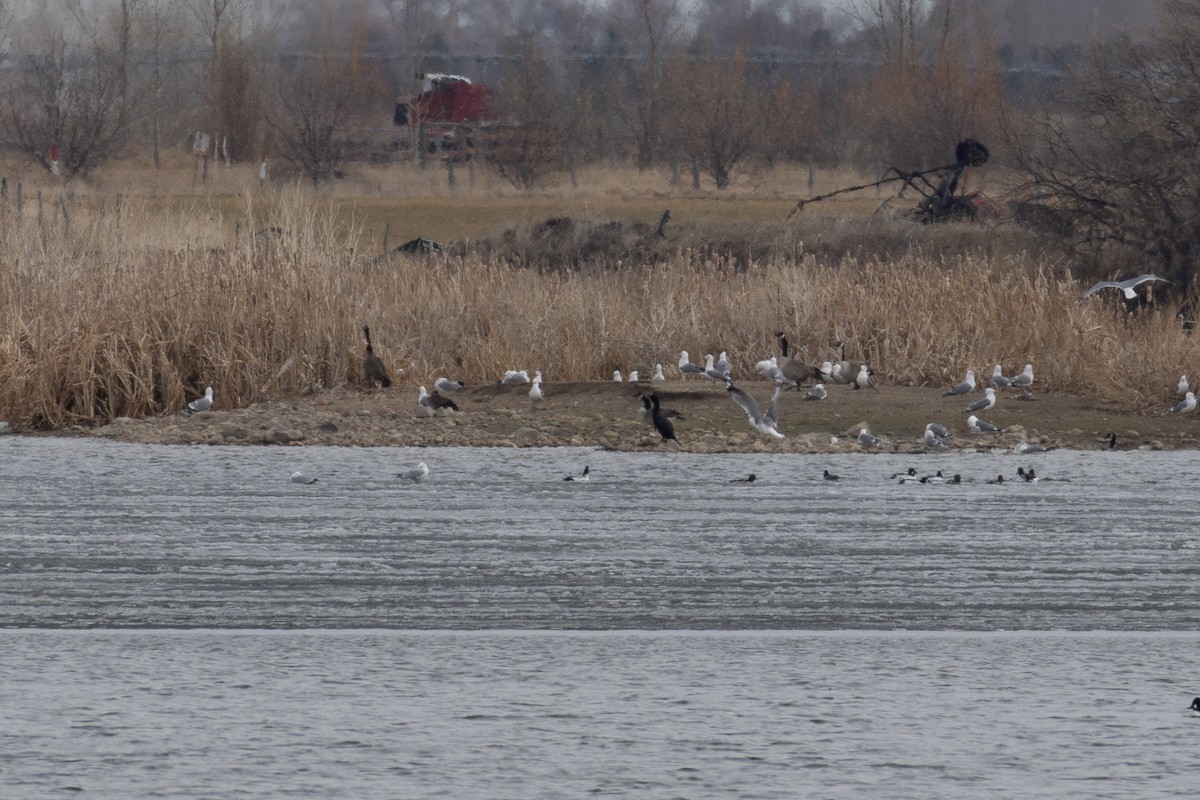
top-left (1168, 391), bottom-right (1196, 415)
top-left (289, 470), bottom-right (318, 484)
top-left (187, 385), bottom-right (214, 413)
top-left (397, 462), bottom-right (429, 482)
top-left (726, 381), bottom-right (785, 439)
top-left (966, 387), bottom-right (997, 413)
top-left (942, 370), bottom-right (975, 397)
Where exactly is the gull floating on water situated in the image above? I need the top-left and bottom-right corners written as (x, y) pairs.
top-left (435, 377), bottom-right (464, 393)
top-left (1081, 273), bottom-right (1171, 300)
top-left (967, 414), bottom-right (999, 433)
top-left (966, 387), bottom-right (997, 413)
top-left (563, 465), bottom-right (589, 482)
top-left (942, 370), bottom-right (975, 397)
top-left (1168, 391), bottom-right (1196, 415)
top-left (289, 470), bottom-right (318, 484)
top-left (187, 385), bottom-right (214, 413)
top-left (397, 462), bottom-right (429, 482)
top-left (726, 381), bottom-right (784, 439)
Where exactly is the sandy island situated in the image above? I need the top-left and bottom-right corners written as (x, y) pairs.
top-left (27, 379), bottom-right (1197, 453)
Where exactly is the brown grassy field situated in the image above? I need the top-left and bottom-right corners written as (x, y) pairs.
top-left (0, 159), bottom-right (1197, 432)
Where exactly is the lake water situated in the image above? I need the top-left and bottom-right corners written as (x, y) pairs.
top-left (2, 437), bottom-right (1198, 798)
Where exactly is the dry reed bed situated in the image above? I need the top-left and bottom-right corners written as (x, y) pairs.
top-left (0, 194), bottom-right (1196, 429)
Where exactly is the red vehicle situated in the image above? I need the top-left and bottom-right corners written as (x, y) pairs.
top-left (394, 73), bottom-right (499, 161)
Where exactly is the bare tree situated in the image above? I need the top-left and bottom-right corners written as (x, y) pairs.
top-left (490, 37), bottom-right (567, 189)
top-left (1014, 0), bottom-right (1200, 291)
top-left (668, 53), bottom-right (763, 189)
top-left (609, 0), bottom-right (687, 170)
top-left (7, 20), bottom-right (131, 178)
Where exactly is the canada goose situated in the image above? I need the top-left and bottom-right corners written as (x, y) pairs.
top-left (289, 470), bottom-right (317, 484)
top-left (966, 387), bottom-right (997, 413)
top-left (649, 393), bottom-right (677, 442)
top-left (397, 462), bottom-right (429, 482)
top-left (726, 381), bottom-right (785, 439)
top-left (1168, 391), bottom-right (1196, 414)
top-left (362, 325), bottom-right (391, 388)
top-left (836, 341), bottom-right (871, 389)
top-left (774, 333), bottom-right (823, 385)
top-left (942, 369), bottom-right (976, 397)
top-left (418, 386), bottom-right (459, 416)
top-left (187, 385), bottom-right (214, 413)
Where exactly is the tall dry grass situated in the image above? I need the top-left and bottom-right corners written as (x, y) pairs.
top-left (0, 186), bottom-right (1196, 429)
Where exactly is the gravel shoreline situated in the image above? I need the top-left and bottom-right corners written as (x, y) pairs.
top-left (16, 380), bottom-right (1197, 453)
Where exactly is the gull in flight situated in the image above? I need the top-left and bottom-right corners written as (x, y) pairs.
top-left (1081, 273), bottom-right (1171, 300)
top-left (967, 414), bottom-right (999, 433)
top-left (966, 387), bottom-right (997, 413)
top-left (397, 462), bottom-right (429, 482)
top-left (942, 370), bottom-right (975, 397)
top-left (289, 471), bottom-right (318, 484)
top-left (726, 381), bottom-right (784, 439)
top-left (187, 385), bottom-right (214, 413)
top-left (1168, 391), bottom-right (1196, 415)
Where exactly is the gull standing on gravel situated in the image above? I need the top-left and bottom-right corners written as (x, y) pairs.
top-left (804, 383), bottom-right (827, 401)
top-left (1168, 391), bottom-right (1196, 415)
top-left (967, 414), bottom-right (999, 433)
top-left (988, 365), bottom-right (1011, 388)
top-left (188, 385), bottom-right (214, 413)
top-left (856, 424), bottom-right (881, 447)
top-left (704, 354), bottom-right (729, 381)
top-left (529, 375), bottom-right (545, 402)
top-left (715, 352), bottom-right (732, 378)
top-left (1010, 364), bottom-right (1034, 391)
top-left (678, 351), bottom-right (704, 378)
top-left (966, 387), bottom-right (997, 413)
top-left (924, 423), bottom-right (953, 450)
top-left (435, 377), bottom-right (464, 393)
top-left (853, 363), bottom-right (880, 392)
top-left (942, 370), bottom-right (975, 397)
top-left (397, 462), bottom-right (429, 482)
top-left (726, 381), bottom-right (785, 439)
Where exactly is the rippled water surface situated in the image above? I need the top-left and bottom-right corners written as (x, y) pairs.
top-left (2, 437), bottom-right (1199, 798)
